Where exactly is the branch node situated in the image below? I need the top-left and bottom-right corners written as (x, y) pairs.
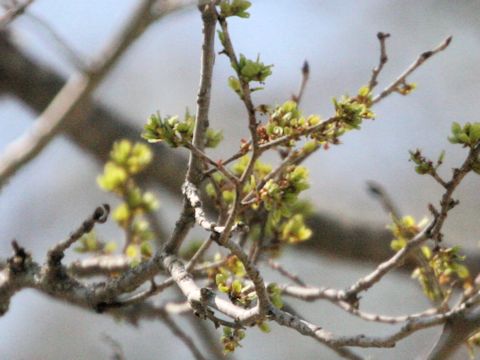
top-left (7, 240), bottom-right (30, 273)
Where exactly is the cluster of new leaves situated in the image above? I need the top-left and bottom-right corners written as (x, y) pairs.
top-left (209, 254), bottom-right (282, 353)
top-left (412, 246), bottom-right (471, 301)
top-left (332, 86), bottom-right (375, 130)
top-left (409, 149), bottom-right (445, 175)
top-left (221, 327), bottom-right (246, 354)
top-left (143, 110), bottom-right (223, 148)
top-left (219, 0), bottom-right (251, 19)
top-left (256, 101), bottom-right (320, 146)
top-left (389, 215), bottom-right (426, 252)
top-left (449, 122), bottom-right (480, 148)
top-left (96, 140), bottom-right (158, 264)
top-left (254, 87), bottom-right (375, 152)
top-left (206, 156), bottom-right (312, 252)
top-left (212, 254), bottom-right (250, 306)
top-left (230, 54), bottom-right (273, 84)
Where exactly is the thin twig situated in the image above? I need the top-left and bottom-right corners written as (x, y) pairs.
top-left (102, 334), bottom-right (126, 360)
top-left (367, 32), bottom-right (390, 91)
top-left (159, 312), bottom-right (207, 360)
top-left (372, 36), bottom-right (452, 104)
top-left (187, 314), bottom-right (226, 360)
top-left (366, 181), bottom-right (401, 219)
top-left (344, 144), bottom-right (480, 302)
top-left (184, 141), bottom-right (239, 185)
top-left (291, 60), bottom-right (310, 105)
top-left (268, 260), bottom-right (307, 287)
top-left (185, 238), bottom-right (214, 272)
top-left (47, 204), bottom-right (109, 266)
top-left (214, 11), bottom-right (265, 254)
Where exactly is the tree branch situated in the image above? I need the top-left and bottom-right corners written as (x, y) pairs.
top-left (163, 0), bottom-right (218, 254)
top-left (2, 29), bottom-right (480, 280)
top-left (372, 36), bottom-right (452, 104)
top-left (0, 0), bottom-right (160, 189)
top-left (0, 0), bottom-right (34, 29)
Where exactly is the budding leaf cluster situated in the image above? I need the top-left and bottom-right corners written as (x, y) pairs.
top-left (97, 140), bottom-right (158, 265)
top-left (237, 54), bottom-right (272, 83)
top-left (219, 0), bottom-right (251, 19)
top-left (258, 100), bottom-right (320, 146)
top-left (74, 231), bottom-right (117, 255)
top-left (449, 122), bottom-right (480, 147)
top-left (221, 327), bottom-right (246, 354)
top-left (267, 283), bottom-right (283, 309)
top-left (332, 87), bottom-right (374, 130)
top-left (142, 111), bottom-right (223, 148)
top-left (388, 215), bottom-right (424, 251)
top-left (396, 82), bottom-right (417, 95)
top-left (409, 149), bottom-right (444, 175)
top-left (212, 255), bottom-right (253, 307)
top-left (412, 245), bottom-right (471, 301)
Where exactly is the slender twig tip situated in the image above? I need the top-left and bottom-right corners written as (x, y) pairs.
top-left (302, 60), bottom-right (309, 76)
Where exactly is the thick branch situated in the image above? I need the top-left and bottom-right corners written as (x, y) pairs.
top-left (163, 1), bottom-right (218, 254)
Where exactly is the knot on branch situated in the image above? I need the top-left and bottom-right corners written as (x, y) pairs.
top-left (7, 240), bottom-right (30, 274)
top-left (340, 291), bottom-right (360, 309)
top-left (94, 300), bottom-right (123, 314)
top-left (93, 203), bottom-right (110, 223)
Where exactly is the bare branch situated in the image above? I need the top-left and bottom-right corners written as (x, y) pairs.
top-left (68, 255), bottom-right (132, 277)
top-left (102, 334), bottom-right (126, 360)
top-left (47, 204), bottom-right (110, 267)
top-left (291, 60), bottom-right (310, 105)
top-left (163, 0), bottom-right (218, 254)
top-left (184, 141), bottom-right (239, 184)
top-left (0, 0), bottom-right (33, 29)
top-left (343, 226), bottom-right (429, 302)
top-left (367, 32), bottom-right (390, 91)
top-left (372, 36), bottom-right (452, 104)
top-left (0, 0), bottom-right (159, 189)
top-left (182, 181), bottom-right (225, 233)
top-left (268, 260), bottom-right (307, 287)
top-left (366, 181), bottom-right (401, 219)
top-left (160, 312), bottom-right (207, 360)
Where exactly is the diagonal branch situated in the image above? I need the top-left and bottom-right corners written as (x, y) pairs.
top-left (372, 36), bottom-right (452, 104)
top-left (0, 0), bottom-right (173, 189)
top-left (0, 0), bottom-right (34, 29)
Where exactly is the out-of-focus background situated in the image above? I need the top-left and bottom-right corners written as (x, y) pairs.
top-left (1, 0), bottom-right (479, 359)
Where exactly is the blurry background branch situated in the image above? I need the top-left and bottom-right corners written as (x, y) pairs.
top-left (0, 0), bottom-right (191, 189)
top-left (0, 0), bottom-right (34, 29)
top-left (1, 30), bottom-right (480, 276)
